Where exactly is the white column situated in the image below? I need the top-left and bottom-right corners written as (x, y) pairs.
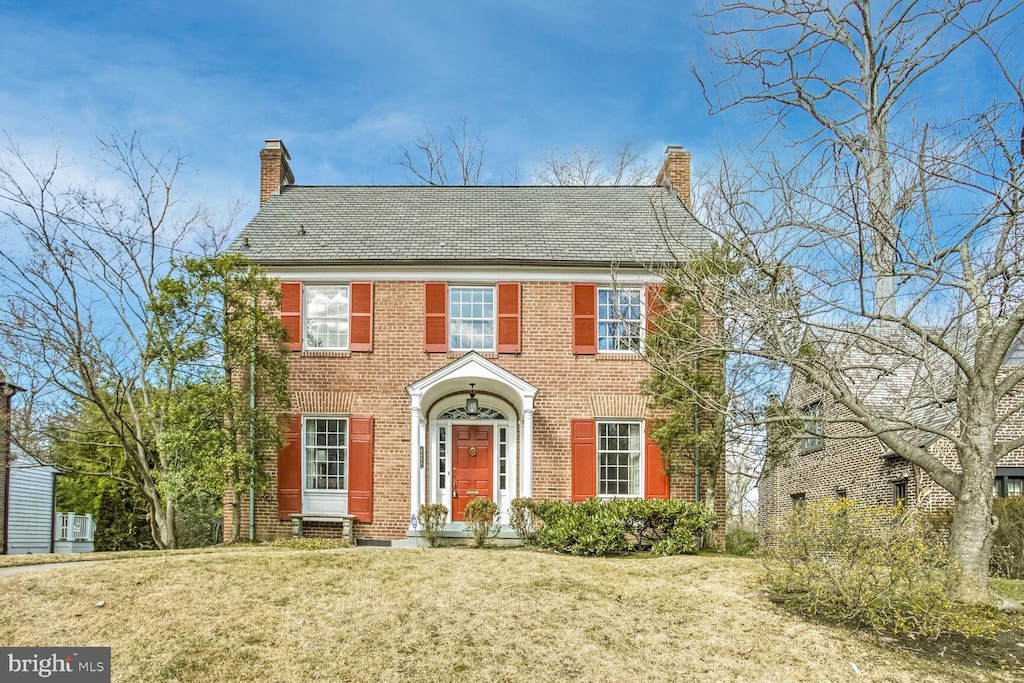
top-left (409, 400), bottom-right (422, 529)
top-left (520, 406), bottom-right (534, 498)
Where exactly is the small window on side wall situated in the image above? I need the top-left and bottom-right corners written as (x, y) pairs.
top-left (893, 479), bottom-right (908, 506)
top-left (801, 401), bottom-right (824, 453)
top-left (791, 492), bottom-right (806, 511)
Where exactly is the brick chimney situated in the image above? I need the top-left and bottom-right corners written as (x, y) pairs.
top-left (655, 145), bottom-right (691, 208)
top-left (260, 139), bottom-right (295, 206)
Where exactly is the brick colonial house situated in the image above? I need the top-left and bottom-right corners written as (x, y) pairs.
top-left (224, 140), bottom-right (724, 545)
top-left (759, 328), bottom-right (1024, 534)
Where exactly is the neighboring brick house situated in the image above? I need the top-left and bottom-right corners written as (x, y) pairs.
top-left (224, 140), bottom-right (724, 545)
top-left (1, 369), bottom-right (25, 554)
top-left (759, 327), bottom-right (1024, 535)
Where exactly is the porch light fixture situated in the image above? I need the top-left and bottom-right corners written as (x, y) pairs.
top-left (465, 383), bottom-right (479, 415)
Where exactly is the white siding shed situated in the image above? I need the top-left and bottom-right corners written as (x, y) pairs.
top-left (5, 447), bottom-right (57, 555)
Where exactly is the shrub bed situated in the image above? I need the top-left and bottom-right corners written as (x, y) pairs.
top-left (511, 497), bottom-right (715, 556)
top-left (762, 498), bottom-right (1003, 639)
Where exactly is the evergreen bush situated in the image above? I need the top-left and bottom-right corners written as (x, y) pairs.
top-left (519, 498), bottom-right (715, 556)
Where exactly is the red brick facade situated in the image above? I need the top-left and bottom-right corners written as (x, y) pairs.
top-left (228, 139), bottom-right (724, 545)
top-left (224, 279), bottom-right (727, 543)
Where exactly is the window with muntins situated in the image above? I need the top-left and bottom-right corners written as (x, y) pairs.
top-left (449, 286), bottom-right (495, 351)
top-left (498, 427), bottom-right (508, 490)
top-left (801, 401), bottom-right (824, 452)
top-left (438, 427), bottom-right (447, 490)
top-left (305, 418), bottom-right (347, 490)
top-left (304, 285), bottom-right (349, 350)
top-left (597, 287), bottom-right (643, 352)
top-left (597, 421), bottom-right (642, 497)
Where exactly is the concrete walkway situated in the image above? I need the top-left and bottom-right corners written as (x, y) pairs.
top-left (0, 561), bottom-right (107, 577)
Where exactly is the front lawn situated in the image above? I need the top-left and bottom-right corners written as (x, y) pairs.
top-left (1, 548), bottom-right (1020, 682)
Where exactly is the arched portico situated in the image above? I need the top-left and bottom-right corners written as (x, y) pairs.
top-left (406, 353), bottom-right (537, 528)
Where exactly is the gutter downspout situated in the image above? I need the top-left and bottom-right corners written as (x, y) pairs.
top-left (248, 268), bottom-right (257, 542)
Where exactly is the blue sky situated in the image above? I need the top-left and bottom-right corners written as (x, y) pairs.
top-left (0, 1), bottom-right (736, 216)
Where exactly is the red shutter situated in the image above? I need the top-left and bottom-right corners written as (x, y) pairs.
top-left (424, 282), bottom-right (448, 353)
top-left (572, 283), bottom-right (597, 355)
top-left (571, 419), bottom-right (597, 501)
top-left (348, 416), bottom-right (374, 523)
top-left (496, 282), bottom-right (521, 353)
top-left (644, 432), bottom-right (670, 500)
top-left (645, 283), bottom-right (665, 335)
top-left (277, 414), bottom-right (302, 519)
top-left (279, 282), bottom-right (303, 352)
top-left (350, 282), bottom-right (373, 352)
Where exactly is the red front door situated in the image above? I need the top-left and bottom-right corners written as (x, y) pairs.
top-left (451, 425), bottom-right (493, 522)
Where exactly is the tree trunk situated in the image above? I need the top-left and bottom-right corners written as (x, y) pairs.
top-left (230, 485), bottom-right (241, 543)
top-left (948, 454), bottom-right (997, 604)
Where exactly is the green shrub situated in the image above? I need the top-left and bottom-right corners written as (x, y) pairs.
top-left (417, 503), bottom-right (449, 548)
top-left (522, 498), bottom-right (715, 557)
top-left (763, 498), bottom-right (1003, 639)
top-left (463, 497), bottom-right (499, 548)
top-left (726, 528), bottom-right (759, 556)
top-left (270, 537), bottom-right (347, 550)
top-left (533, 498), bottom-right (630, 556)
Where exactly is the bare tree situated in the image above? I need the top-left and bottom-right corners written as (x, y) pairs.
top-left (531, 143), bottom-right (657, 185)
top-left (0, 132), bottom-right (240, 549)
top-left (396, 118), bottom-right (488, 185)
top-left (677, 0), bottom-right (1024, 606)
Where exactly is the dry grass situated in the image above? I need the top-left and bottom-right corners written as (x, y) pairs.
top-left (0, 544), bottom-right (259, 569)
top-left (1, 548), bottom-right (1020, 682)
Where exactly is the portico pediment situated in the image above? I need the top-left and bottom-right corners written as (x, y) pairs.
top-left (407, 352), bottom-right (537, 413)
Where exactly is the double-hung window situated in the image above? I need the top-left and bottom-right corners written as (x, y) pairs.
top-left (597, 421), bottom-right (642, 497)
top-left (597, 286), bottom-right (643, 352)
top-left (449, 286), bottom-right (495, 351)
top-left (801, 401), bottom-right (824, 453)
top-left (305, 417), bottom-right (348, 491)
top-left (304, 285), bottom-right (349, 350)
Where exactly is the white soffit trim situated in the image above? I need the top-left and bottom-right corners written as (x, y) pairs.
top-left (266, 265), bottom-right (662, 283)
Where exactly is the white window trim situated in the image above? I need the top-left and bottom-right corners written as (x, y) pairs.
top-left (595, 419), bottom-right (645, 499)
top-left (597, 285), bottom-right (645, 355)
top-left (303, 283), bottom-right (351, 352)
top-left (301, 413), bottom-right (350, 493)
top-left (448, 284), bottom-right (497, 353)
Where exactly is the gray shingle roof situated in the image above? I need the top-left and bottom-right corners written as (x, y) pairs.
top-left (228, 185), bottom-right (708, 265)
top-left (813, 325), bottom-right (966, 448)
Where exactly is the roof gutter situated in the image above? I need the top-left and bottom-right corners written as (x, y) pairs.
top-left (235, 257), bottom-right (678, 269)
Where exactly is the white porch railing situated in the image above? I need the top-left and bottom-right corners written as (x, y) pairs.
top-left (55, 513), bottom-right (95, 542)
